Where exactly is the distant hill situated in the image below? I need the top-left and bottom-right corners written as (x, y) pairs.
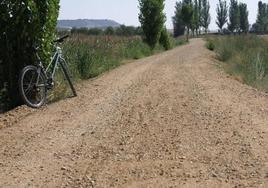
top-left (57, 19), bottom-right (121, 29)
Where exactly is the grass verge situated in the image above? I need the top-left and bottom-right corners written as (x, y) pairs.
top-left (206, 35), bottom-right (268, 91)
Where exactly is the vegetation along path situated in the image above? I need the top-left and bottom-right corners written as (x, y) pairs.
top-left (0, 39), bottom-right (267, 188)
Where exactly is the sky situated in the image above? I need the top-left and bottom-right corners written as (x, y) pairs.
top-left (59, 0), bottom-right (262, 30)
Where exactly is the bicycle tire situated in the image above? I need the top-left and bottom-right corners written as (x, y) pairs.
top-left (19, 65), bottom-right (47, 108)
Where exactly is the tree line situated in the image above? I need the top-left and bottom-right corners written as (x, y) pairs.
top-left (173, 0), bottom-right (211, 39)
top-left (173, 0), bottom-right (268, 36)
top-left (69, 25), bottom-right (143, 36)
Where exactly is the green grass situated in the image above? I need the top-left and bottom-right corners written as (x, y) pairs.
top-left (206, 35), bottom-right (268, 91)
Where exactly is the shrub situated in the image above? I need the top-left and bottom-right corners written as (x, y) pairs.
top-left (0, 0), bottom-right (60, 111)
top-left (206, 40), bottom-right (215, 51)
top-left (159, 28), bottom-right (171, 50)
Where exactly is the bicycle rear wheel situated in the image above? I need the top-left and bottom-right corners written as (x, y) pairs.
top-left (19, 65), bottom-right (47, 108)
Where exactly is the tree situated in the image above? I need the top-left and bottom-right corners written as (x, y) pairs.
top-left (192, 0), bottom-right (200, 36)
top-left (139, 0), bottom-right (166, 48)
top-left (115, 25), bottom-right (137, 36)
top-left (198, 0), bottom-right (202, 34)
top-left (104, 27), bottom-right (115, 35)
top-left (0, 0), bottom-right (60, 111)
top-left (239, 3), bottom-right (249, 33)
top-left (200, 0), bottom-right (211, 33)
top-left (216, 0), bottom-right (228, 33)
top-left (255, 1), bottom-right (268, 34)
top-left (228, 0), bottom-right (240, 33)
top-left (181, 0), bottom-right (194, 41)
top-left (173, 1), bottom-right (185, 37)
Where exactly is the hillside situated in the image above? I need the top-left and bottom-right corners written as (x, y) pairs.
top-left (57, 19), bottom-right (121, 29)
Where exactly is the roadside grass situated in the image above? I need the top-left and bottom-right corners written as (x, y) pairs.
top-left (206, 35), bottom-right (268, 91)
top-left (49, 34), bottom-right (186, 101)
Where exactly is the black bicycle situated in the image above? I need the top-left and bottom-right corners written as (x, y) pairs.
top-left (19, 35), bottom-right (77, 108)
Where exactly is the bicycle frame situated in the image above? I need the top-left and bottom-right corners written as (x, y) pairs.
top-left (45, 46), bottom-right (63, 79)
top-left (35, 46), bottom-right (63, 89)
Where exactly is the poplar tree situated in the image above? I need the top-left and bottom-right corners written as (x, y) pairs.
top-left (139, 0), bottom-right (166, 48)
top-left (181, 0), bottom-right (194, 41)
top-left (228, 0), bottom-right (240, 33)
top-left (255, 1), bottom-right (268, 33)
top-left (173, 1), bottom-right (185, 37)
top-left (216, 0), bottom-right (228, 33)
top-left (200, 0), bottom-right (211, 33)
top-left (239, 3), bottom-right (249, 33)
top-left (192, 0), bottom-right (200, 36)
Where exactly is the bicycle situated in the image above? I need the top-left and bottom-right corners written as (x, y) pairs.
top-left (19, 35), bottom-right (77, 108)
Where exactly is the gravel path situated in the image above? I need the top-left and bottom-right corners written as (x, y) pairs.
top-left (0, 38), bottom-right (267, 188)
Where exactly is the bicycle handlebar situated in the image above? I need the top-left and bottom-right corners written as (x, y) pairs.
top-left (53, 35), bottom-right (69, 43)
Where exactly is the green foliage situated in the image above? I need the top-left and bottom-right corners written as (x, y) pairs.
top-left (253, 1), bottom-right (268, 34)
top-left (159, 28), bottom-right (171, 50)
top-left (104, 27), bottom-right (115, 35)
top-left (173, 1), bottom-right (185, 37)
top-left (62, 35), bottom-right (154, 80)
top-left (206, 39), bottom-right (215, 51)
top-left (138, 0), bottom-right (166, 49)
top-left (70, 25), bottom-right (142, 36)
top-left (0, 0), bottom-right (59, 111)
top-left (191, 0), bottom-right (200, 35)
top-left (200, 0), bottom-right (211, 33)
top-left (71, 27), bottom-right (103, 35)
top-left (216, 0), bottom-right (228, 33)
top-left (172, 0), bottom-right (206, 38)
top-left (239, 3), bottom-right (249, 33)
top-left (228, 0), bottom-right (240, 33)
top-left (181, 0), bottom-right (194, 41)
top-left (115, 25), bottom-right (137, 36)
top-left (209, 35), bottom-right (268, 90)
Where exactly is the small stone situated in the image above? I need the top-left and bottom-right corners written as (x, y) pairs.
top-left (211, 172), bottom-right (217, 177)
top-left (81, 132), bottom-right (86, 136)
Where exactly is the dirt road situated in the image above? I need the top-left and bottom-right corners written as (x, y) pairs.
top-left (0, 39), bottom-right (267, 188)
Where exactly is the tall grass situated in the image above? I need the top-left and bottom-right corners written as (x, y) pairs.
top-left (207, 35), bottom-right (268, 91)
top-left (63, 35), bottom-right (161, 80)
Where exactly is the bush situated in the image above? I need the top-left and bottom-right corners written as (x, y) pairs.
top-left (206, 40), bottom-right (215, 51)
top-left (159, 28), bottom-right (171, 50)
top-left (0, 0), bottom-right (60, 111)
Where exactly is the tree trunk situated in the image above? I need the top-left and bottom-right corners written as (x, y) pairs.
top-left (187, 27), bottom-right (189, 41)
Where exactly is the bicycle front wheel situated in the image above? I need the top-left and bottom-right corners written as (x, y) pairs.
top-left (19, 65), bottom-right (47, 108)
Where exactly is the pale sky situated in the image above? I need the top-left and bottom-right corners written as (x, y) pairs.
top-left (59, 0), bottom-right (262, 30)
